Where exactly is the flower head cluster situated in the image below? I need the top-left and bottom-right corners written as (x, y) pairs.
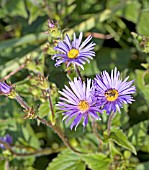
top-left (0, 134), bottom-right (12, 149)
top-left (53, 32), bottom-right (96, 69)
top-left (57, 68), bottom-right (135, 129)
top-left (93, 68), bottom-right (136, 114)
top-left (57, 78), bottom-right (101, 130)
top-left (0, 82), bottom-right (11, 94)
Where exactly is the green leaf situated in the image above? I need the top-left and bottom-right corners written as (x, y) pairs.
top-left (82, 59), bottom-right (100, 76)
top-left (46, 149), bottom-right (85, 170)
top-left (0, 159), bottom-right (5, 170)
top-left (26, 53), bottom-right (45, 74)
top-left (141, 63), bottom-right (149, 70)
top-left (137, 10), bottom-right (149, 36)
top-left (143, 70), bottom-right (149, 86)
top-left (137, 161), bottom-right (149, 170)
top-left (82, 153), bottom-right (111, 170)
top-left (124, 1), bottom-right (141, 23)
top-left (67, 16), bottom-right (96, 35)
top-left (127, 120), bottom-right (149, 150)
top-left (0, 0), bottom-right (28, 18)
top-left (18, 122), bottom-right (40, 149)
top-left (109, 141), bottom-right (122, 158)
top-left (38, 101), bottom-right (50, 118)
top-left (109, 126), bottom-right (136, 155)
top-left (26, 1), bottom-right (44, 24)
top-left (0, 33), bottom-right (47, 51)
top-left (135, 69), bottom-right (149, 105)
top-left (140, 135), bottom-right (149, 153)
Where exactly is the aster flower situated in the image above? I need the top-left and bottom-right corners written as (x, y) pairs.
top-left (93, 68), bottom-right (136, 114)
top-left (0, 82), bottom-right (11, 94)
top-left (0, 134), bottom-right (12, 149)
top-left (53, 32), bottom-right (96, 69)
top-left (57, 78), bottom-right (101, 130)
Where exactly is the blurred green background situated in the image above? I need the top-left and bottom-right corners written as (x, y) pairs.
top-left (0, 0), bottom-right (149, 169)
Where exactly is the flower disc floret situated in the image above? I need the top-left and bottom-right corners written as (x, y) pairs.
top-left (53, 32), bottom-right (96, 69)
top-left (78, 100), bottom-right (90, 112)
top-left (105, 89), bottom-right (118, 101)
top-left (68, 49), bottom-right (79, 59)
top-left (93, 68), bottom-right (136, 114)
top-left (57, 78), bottom-right (101, 130)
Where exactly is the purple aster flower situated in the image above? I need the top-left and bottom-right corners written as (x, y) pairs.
top-left (53, 32), bottom-right (96, 69)
top-left (93, 68), bottom-right (136, 114)
top-left (0, 82), bottom-right (11, 94)
top-left (0, 134), bottom-right (13, 149)
top-left (57, 78), bottom-right (101, 130)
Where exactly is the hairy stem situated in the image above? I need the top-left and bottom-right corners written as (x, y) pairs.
top-left (46, 88), bottom-right (55, 119)
top-left (15, 94), bottom-right (30, 110)
top-left (107, 111), bottom-right (116, 136)
top-left (91, 119), bottom-right (103, 146)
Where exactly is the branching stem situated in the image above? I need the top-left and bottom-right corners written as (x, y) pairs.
top-left (0, 140), bottom-right (63, 157)
top-left (36, 116), bottom-right (82, 154)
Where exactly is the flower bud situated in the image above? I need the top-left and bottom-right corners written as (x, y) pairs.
top-left (0, 82), bottom-right (11, 94)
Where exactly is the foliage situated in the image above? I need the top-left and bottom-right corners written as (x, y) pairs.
top-left (0, 0), bottom-right (149, 169)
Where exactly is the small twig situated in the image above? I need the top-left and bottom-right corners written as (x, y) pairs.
top-left (36, 116), bottom-right (83, 154)
top-left (85, 32), bottom-right (113, 39)
top-left (0, 63), bottom-right (26, 81)
top-left (46, 88), bottom-right (55, 119)
top-left (75, 65), bottom-right (83, 82)
top-left (107, 111), bottom-right (116, 136)
top-left (0, 139), bottom-right (63, 157)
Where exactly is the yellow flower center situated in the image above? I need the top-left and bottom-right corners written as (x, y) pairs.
top-left (104, 89), bottom-right (119, 101)
top-left (78, 100), bottom-right (90, 112)
top-left (68, 49), bottom-right (79, 59)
